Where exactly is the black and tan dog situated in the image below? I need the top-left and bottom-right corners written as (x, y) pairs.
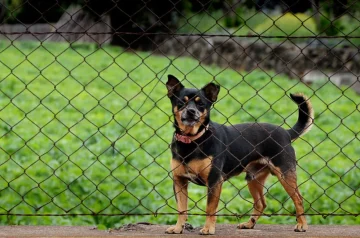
top-left (165, 75), bottom-right (314, 235)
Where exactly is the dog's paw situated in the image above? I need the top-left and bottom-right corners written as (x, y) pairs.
top-left (199, 226), bottom-right (215, 235)
top-left (237, 218), bottom-right (256, 229)
top-left (237, 221), bottom-right (255, 229)
top-left (165, 225), bottom-right (183, 234)
top-left (294, 222), bottom-right (308, 232)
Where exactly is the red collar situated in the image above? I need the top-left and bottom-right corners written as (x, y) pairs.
top-left (175, 125), bottom-right (208, 144)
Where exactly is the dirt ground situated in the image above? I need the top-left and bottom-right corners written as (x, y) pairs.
top-left (1, 223), bottom-right (360, 237)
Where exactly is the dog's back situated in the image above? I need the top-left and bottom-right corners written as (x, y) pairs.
top-left (208, 122), bottom-right (294, 178)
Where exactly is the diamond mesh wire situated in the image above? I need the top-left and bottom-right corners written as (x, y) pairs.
top-left (0, 0), bottom-right (359, 226)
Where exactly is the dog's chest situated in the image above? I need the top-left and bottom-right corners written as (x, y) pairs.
top-left (171, 157), bottom-right (213, 185)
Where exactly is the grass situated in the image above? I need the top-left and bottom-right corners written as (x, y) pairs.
top-left (0, 40), bottom-right (359, 228)
top-left (177, 8), bottom-right (360, 46)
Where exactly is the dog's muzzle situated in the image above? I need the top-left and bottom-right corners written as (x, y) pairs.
top-left (181, 108), bottom-right (200, 126)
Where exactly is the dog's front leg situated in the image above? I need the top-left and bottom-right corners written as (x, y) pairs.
top-left (166, 175), bottom-right (188, 234)
top-left (200, 175), bottom-right (223, 235)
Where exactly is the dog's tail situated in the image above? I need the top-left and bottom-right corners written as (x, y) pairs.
top-left (287, 93), bottom-right (314, 140)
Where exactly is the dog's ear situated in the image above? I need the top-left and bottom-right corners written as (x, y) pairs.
top-left (202, 82), bottom-right (220, 102)
top-left (166, 75), bottom-right (184, 97)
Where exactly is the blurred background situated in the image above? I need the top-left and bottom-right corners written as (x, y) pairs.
top-left (0, 0), bottom-right (359, 229)
top-left (1, 0), bottom-right (360, 44)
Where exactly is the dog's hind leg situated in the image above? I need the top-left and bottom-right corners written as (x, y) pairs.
top-left (273, 167), bottom-right (308, 232)
top-left (238, 169), bottom-right (270, 229)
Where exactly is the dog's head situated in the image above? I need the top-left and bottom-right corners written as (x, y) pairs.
top-left (166, 74), bottom-right (220, 135)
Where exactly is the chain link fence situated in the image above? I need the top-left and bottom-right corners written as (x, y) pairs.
top-left (0, 0), bottom-right (359, 227)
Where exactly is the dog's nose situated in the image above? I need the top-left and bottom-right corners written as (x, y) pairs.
top-left (187, 108), bottom-right (197, 116)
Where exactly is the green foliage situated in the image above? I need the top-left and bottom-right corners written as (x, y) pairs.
top-left (224, 15), bottom-right (242, 28)
top-left (3, 0), bottom-right (23, 21)
top-left (231, 8), bottom-right (270, 35)
top-left (319, 15), bottom-right (345, 36)
top-left (177, 10), bottom-right (226, 34)
top-left (0, 40), bottom-right (359, 228)
top-left (314, 10), bottom-right (360, 46)
top-left (254, 13), bottom-right (317, 37)
top-left (334, 15), bottom-right (360, 46)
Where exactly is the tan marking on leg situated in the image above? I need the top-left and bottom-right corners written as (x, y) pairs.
top-left (200, 180), bottom-right (223, 235)
top-left (166, 159), bottom-right (188, 234)
top-left (243, 158), bottom-right (270, 179)
top-left (171, 158), bottom-right (186, 176)
top-left (272, 167), bottom-right (308, 232)
top-left (238, 169), bottom-right (270, 229)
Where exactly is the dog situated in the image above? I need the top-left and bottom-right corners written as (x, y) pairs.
top-left (164, 75), bottom-right (314, 235)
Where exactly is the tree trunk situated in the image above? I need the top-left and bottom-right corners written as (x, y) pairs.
top-left (47, 5), bottom-right (112, 45)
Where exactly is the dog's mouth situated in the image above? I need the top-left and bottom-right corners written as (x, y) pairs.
top-left (181, 117), bottom-right (199, 127)
top-left (180, 108), bottom-right (201, 127)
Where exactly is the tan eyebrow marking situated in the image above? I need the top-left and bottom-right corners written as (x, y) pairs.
top-left (195, 97), bottom-right (201, 102)
top-left (184, 96), bottom-right (189, 102)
